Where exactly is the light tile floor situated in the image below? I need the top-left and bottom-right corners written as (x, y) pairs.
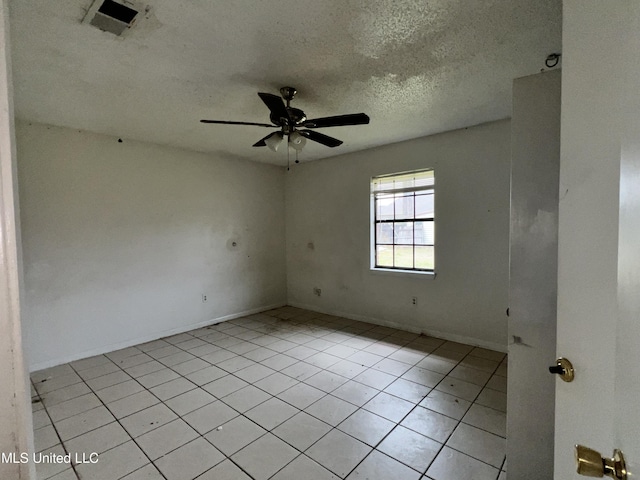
top-left (30, 306), bottom-right (508, 480)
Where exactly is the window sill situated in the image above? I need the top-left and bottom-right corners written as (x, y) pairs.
top-left (369, 268), bottom-right (436, 278)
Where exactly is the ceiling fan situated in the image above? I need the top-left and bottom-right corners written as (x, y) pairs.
top-left (200, 87), bottom-right (370, 152)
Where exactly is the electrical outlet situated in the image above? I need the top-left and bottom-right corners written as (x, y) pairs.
top-left (202, 294), bottom-right (208, 303)
top-left (313, 287), bottom-right (322, 297)
top-left (412, 296), bottom-right (417, 305)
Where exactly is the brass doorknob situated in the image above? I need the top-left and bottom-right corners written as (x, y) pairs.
top-left (549, 357), bottom-right (575, 382)
top-left (575, 445), bottom-right (628, 479)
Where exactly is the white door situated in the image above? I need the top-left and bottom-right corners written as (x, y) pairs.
top-left (0, 1), bottom-right (36, 479)
top-left (555, 2), bottom-right (640, 479)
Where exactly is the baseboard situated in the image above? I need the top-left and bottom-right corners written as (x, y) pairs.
top-left (288, 301), bottom-right (507, 353)
top-left (29, 302), bottom-right (286, 372)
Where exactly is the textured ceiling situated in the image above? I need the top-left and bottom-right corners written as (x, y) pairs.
top-left (9, 0), bottom-right (561, 166)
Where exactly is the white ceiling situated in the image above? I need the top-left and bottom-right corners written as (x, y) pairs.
top-left (9, 0), bottom-right (561, 166)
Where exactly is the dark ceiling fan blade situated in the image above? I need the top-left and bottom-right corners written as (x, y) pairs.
top-left (303, 113), bottom-right (370, 128)
top-left (299, 129), bottom-right (343, 147)
top-left (253, 131), bottom-right (279, 147)
top-left (200, 120), bottom-right (274, 127)
top-left (258, 92), bottom-right (291, 124)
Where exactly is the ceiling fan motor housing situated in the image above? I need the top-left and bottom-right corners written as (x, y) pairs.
top-left (270, 107), bottom-right (306, 129)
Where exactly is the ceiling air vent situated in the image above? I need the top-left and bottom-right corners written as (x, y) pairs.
top-left (83, 0), bottom-right (143, 36)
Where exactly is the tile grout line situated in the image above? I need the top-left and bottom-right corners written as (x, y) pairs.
top-left (32, 307), bottom-right (507, 480)
top-left (339, 344), bottom-right (502, 479)
top-left (65, 361), bottom-right (170, 480)
top-left (44, 340), bottom-right (505, 478)
top-left (29, 380), bottom-right (82, 480)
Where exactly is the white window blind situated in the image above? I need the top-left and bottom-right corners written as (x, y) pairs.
top-left (371, 169), bottom-right (434, 195)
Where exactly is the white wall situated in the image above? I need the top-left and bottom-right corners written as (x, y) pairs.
top-left (17, 121), bottom-right (287, 371)
top-left (286, 120), bottom-right (510, 350)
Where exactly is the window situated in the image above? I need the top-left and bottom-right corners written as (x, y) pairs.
top-left (371, 169), bottom-right (434, 272)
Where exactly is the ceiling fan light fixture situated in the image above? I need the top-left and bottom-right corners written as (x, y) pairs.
top-left (288, 131), bottom-right (306, 151)
top-left (265, 132), bottom-right (284, 151)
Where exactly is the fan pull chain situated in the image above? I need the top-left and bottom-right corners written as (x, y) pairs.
top-left (287, 143), bottom-right (290, 171)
